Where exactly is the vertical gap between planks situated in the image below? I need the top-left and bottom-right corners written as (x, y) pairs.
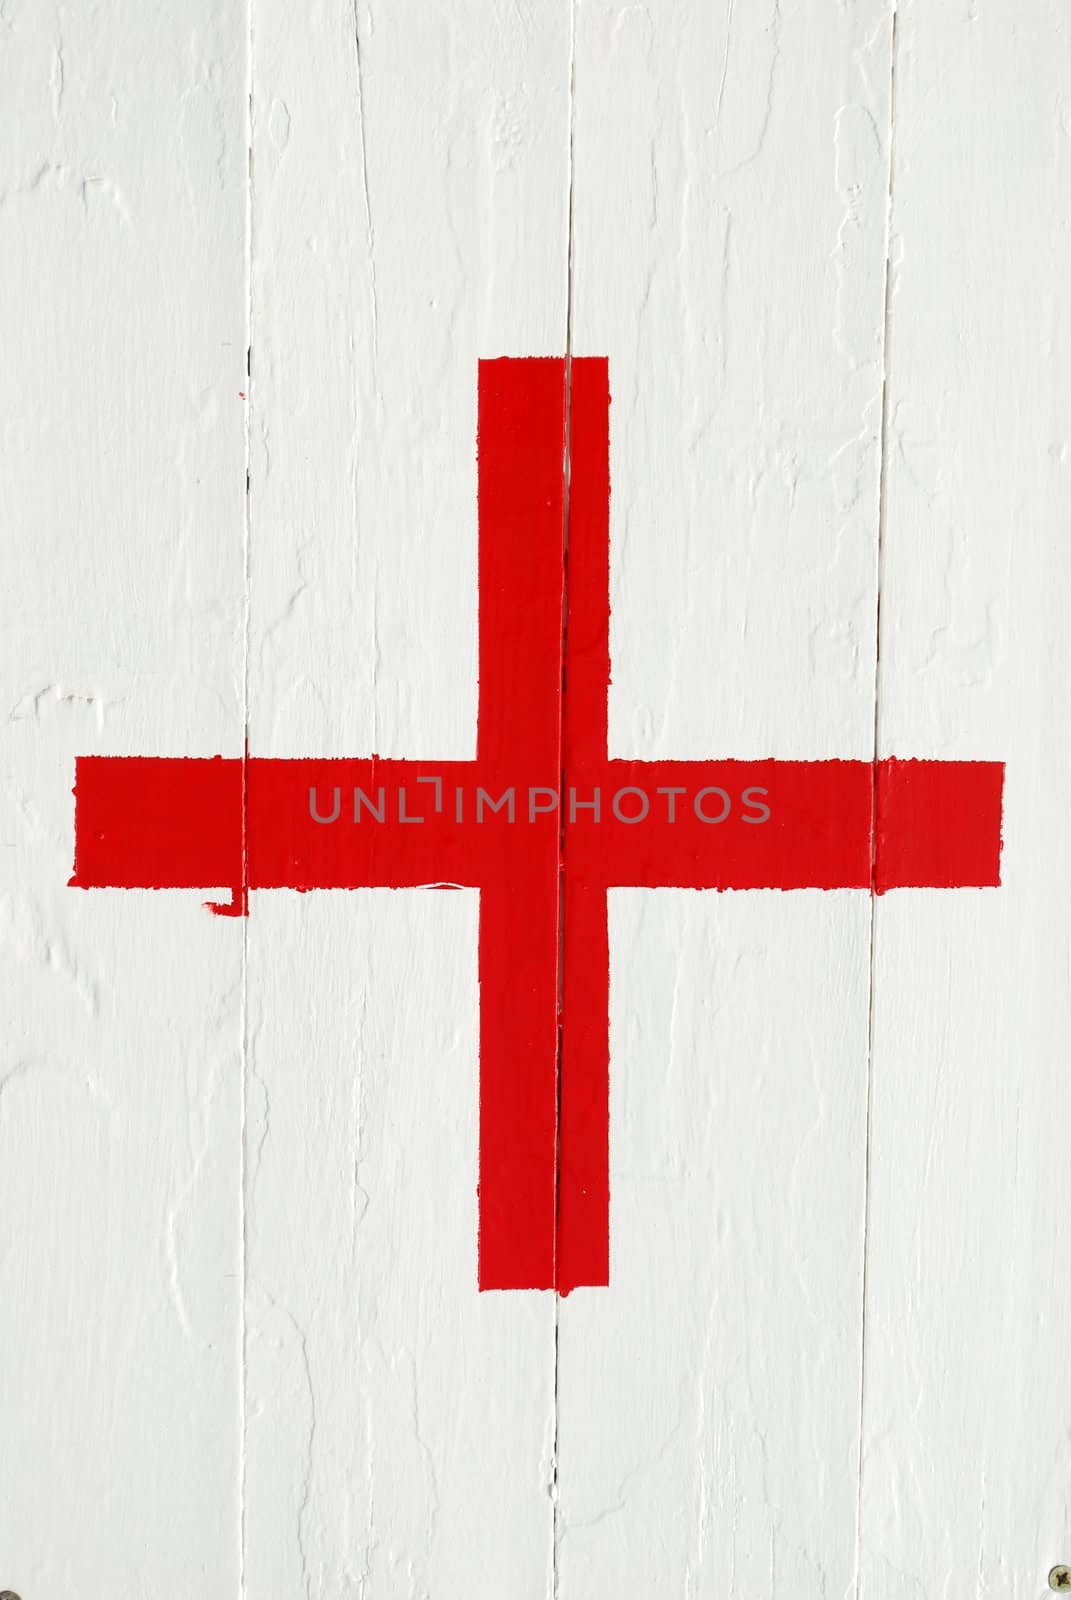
top-left (349, 8), bottom-right (377, 1591)
top-left (855, 4), bottom-right (899, 1596)
top-left (239, 0), bottom-right (254, 1591)
top-left (552, 2), bottom-right (579, 1594)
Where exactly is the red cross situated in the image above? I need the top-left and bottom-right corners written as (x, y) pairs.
top-left (70, 358), bottom-right (1004, 1293)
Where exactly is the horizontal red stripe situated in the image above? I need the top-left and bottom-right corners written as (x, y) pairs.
top-left (475, 359), bottom-right (564, 1290)
top-left (874, 757), bottom-right (1004, 891)
top-left (566, 759), bottom-right (872, 889)
top-left (72, 755), bottom-right (1004, 894)
top-left (70, 756), bottom-right (243, 890)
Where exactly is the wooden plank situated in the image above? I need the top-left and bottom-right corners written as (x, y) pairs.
top-left (0, 3), bottom-right (246, 1593)
top-left (862, 3), bottom-right (1071, 1593)
top-left (556, 2), bottom-right (892, 1592)
top-left (243, 2), bottom-right (571, 1590)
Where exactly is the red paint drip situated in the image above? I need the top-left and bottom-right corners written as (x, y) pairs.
top-left (70, 357), bottom-right (1004, 1294)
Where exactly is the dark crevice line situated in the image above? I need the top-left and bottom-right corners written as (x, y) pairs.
top-left (855, 6), bottom-right (899, 1598)
top-left (239, 4), bottom-right (254, 1592)
top-left (552, 5), bottom-right (578, 1597)
top-left (351, 0), bottom-right (379, 383)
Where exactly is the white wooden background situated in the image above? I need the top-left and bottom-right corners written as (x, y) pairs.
top-left (2, 1), bottom-right (1069, 1595)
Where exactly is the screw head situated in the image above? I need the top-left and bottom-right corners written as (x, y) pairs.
top-left (0, 1591), bottom-right (21, 1600)
top-left (1049, 1568), bottom-right (1071, 1591)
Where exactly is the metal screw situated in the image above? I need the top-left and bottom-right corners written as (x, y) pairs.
top-left (1049, 1568), bottom-right (1071, 1592)
top-left (0, 1591), bottom-right (21, 1600)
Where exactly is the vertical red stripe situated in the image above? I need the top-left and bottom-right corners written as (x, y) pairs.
top-left (478, 876), bottom-right (560, 1289)
top-left (558, 359), bottom-right (613, 1291)
top-left (476, 358), bottom-right (567, 778)
top-left (561, 359), bottom-right (612, 774)
top-left (475, 359), bottom-right (566, 1290)
top-left (557, 878), bottom-right (611, 1293)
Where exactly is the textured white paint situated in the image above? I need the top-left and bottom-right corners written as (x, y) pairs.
top-left (559, 891), bottom-right (871, 1596)
top-left (862, 4), bottom-right (1071, 1596)
top-left (2, 1), bottom-right (1068, 1597)
top-left (556, 4), bottom-right (887, 1591)
top-left (243, 3), bottom-right (568, 1592)
top-left (0, 1), bottom-right (246, 1594)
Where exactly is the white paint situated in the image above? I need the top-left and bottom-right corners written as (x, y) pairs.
top-left (0, 0), bottom-right (246, 1593)
top-left (244, 4), bottom-right (569, 1590)
top-left (557, 4), bottom-right (887, 1590)
top-left (1, 1), bottom-right (1066, 1596)
top-left (863, 3), bottom-right (1071, 1595)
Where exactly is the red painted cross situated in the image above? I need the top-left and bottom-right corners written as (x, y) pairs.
top-left (70, 357), bottom-right (1004, 1293)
